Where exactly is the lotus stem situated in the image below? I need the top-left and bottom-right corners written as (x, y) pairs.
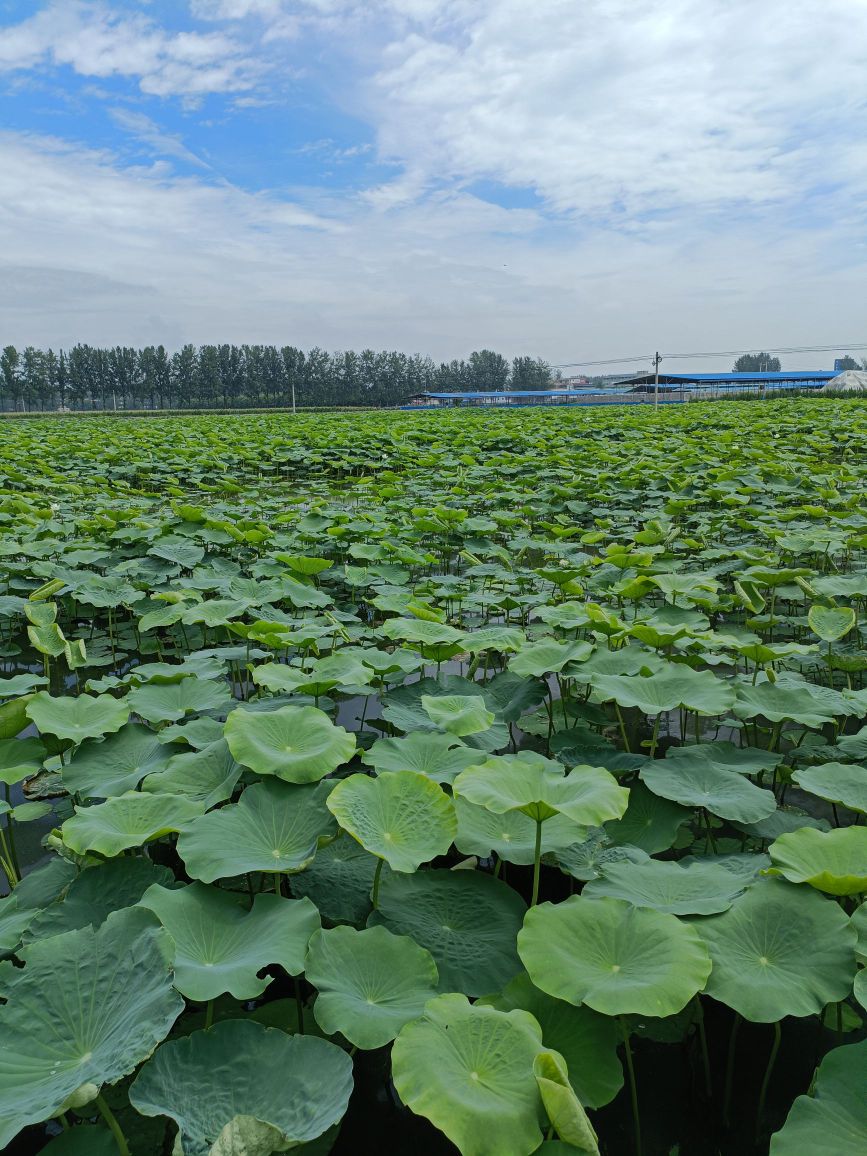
top-left (204, 999), bottom-right (214, 1030)
top-left (530, 819), bottom-right (543, 907)
top-left (755, 1020), bottom-right (782, 1141)
top-left (619, 1016), bottom-right (642, 1156)
top-left (95, 1093), bottom-right (131, 1156)
top-left (615, 703), bottom-right (631, 752)
top-left (648, 714), bottom-right (661, 759)
top-left (693, 996), bottom-right (712, 1098)
top-left (723, 1012), bottom-right (741, 1127)
top-left (371, 857), bottom-right (384, 908)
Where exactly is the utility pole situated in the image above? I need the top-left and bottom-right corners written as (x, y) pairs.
top-left (653, 351), bottom-right (661, 408)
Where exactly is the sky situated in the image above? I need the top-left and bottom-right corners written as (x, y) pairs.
top-left (1, 0), bottom-right (866, 371)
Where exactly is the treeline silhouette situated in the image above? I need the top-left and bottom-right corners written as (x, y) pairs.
top-left (0, 344), bottom-right (554, 411)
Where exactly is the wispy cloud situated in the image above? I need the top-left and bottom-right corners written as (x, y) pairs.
top-left (109, 108), bottom-right (212, 169)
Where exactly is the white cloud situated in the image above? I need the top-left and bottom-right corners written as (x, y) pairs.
top-left (0, 1), bottom-right (257, 96)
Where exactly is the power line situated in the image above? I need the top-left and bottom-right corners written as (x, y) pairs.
top-left (552, 341), bottom-right (867, 371)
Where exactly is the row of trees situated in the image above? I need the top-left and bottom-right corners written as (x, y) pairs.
top-left (0, 344), bottom-right (555, 412)
top-left (732, 352), bottom-right (866, 373)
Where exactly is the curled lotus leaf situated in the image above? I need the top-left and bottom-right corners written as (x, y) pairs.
top-left (224, 704), bottom-right (356, 784)
top-left (640, 760), bottom-right (777, 824)
top-left (695, 878), bottom-right (856, 1021)
top-left (583, 856), bottom-right (750, 916)
top-left (392, 993), bottom-right (548, 1156)
top-left (767, 826), bottom-right (867, 896)
top-left (533, 1050), bottom-right (600, 1155)
top-left (455, 797), bottom-right (585, 865)
top-left (420, 694), bottom-right (496, 737)
top-left (518, 895), bottom-right (712, 1017)
top-left (790, 762), bottom-right (867, 814)
top-left (807, 604), bottom-right (857, 643)
top-left (61, 791), bottom-right (205, 857)
top-left (129, 1019), bottom-right (353, 1156)
top-left (326, 771), bottom-right (457, 872)
top-left (0, 908), bottom-right (183, 1148)
top-left (305, 924), bottom-right (439, 1049)
top-left (139, 883), bottom-right (320, 1002)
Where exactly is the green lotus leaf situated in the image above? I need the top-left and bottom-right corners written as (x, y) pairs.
top-left (61, 791), bottom-right (205, 857)
top-left (733, 806), bottom-right (830, 841)
top-left (791, 762), bottom-right (867, 814)
top-left (664, 741), bottom-right (780, 776)
top-left (769, 1037), bottom-right (867, 1155)
top-left (591, 667), bottom-right (735, 716)
top-left (178, 779), bottom-right (337, 881)
top-left (128, 676), bottom-right (232, 725)
top-left (61, 724), bottom-right (174, 799)
top-left (518, 895), bottom-right (711, 1017)
top-left (392, 993), bottom-right (547, 1156)
top-left (380, 617), bottom-right (465, 647)
top-left (129, 1019), bottom-right (353, 1156)
top-left (602, 781), bottom-right (692, 853)
top-left (479, 972), bottom-right (622, 1109)
top-left (25, 692), bottom-right (130, 743)
top-left (8, 800), bottom-right (51, 822)
top-left (454, 752), bottom-right (628, 826)
top-left (640, 759), bottom-right (777, 823)
top-left (808, 604), bottom-right (857, 642)
top-left (455, 797), bottom-right (586, 865)
top-left (148, 538), bottom-right (206, 569)
top-left (380, 676), bottom-right (510, 751)
top-left (461, 626), bottom-right (527, 654)
top-left (305, 924), bottom-right (439, 1049)
top-left (368, 868), bottom-right (526, 995)
top-left (583, 856), bottom-right (749, 915)
top-left (361, 731), bottom-right (487, 783)
top-left (25, 858), bottom-right (175, 943)
top-left (0, 736), bottom-right (46, 786)
top-left (326, 771), bottom-right (457, 872)
top-left (0, 857), bottom-right (76, 954)
top-left (852, 902), bottom-right (867, 962)
top-left (139, 883), bottom-right (320, 1001)
top-left (509, 639), bottom-right (592, 678)
top-left (224, 704), bottom-right (355, 783)
top-left (0, 674), bottom-right (49, 699)
top-left (694, 877), bottom-right (856, 1021)
top-left (533, 1050), bottom-right (600, 1155)
top-left (0, 907), bottom-right (183, 1147)
top-left (140, 739), bottom-right (242, 809)
top-left (767, 826), bottom-right (867, 895)
top-left (289, 836), bottom-right (379, 926)
top-left (421, 694), bottom-right (496, 737)
top-left (732, 682), bottom-right (839, 728)
top-left (554, 834), bottom-right (650, 882)
top-left (39, 1126), bottom-right (118, 1156)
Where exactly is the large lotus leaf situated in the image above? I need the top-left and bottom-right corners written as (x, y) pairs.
top-left (0, 674), bottom-right (49, 699)
top-left (640, 759), bottom-right (777, 823)
top-left (326, 771), bottom-right (457, 872)
top-left (791, 762), bottom-right (867, 814)
top-left (461, 626), bottom-right (526, 654)
top-left (140, 739), bottom-right (242, 809)
top-left (289, 836), bottom-right (379, 926)
top-left (583, 856), bottom-right (749, 915)
top-left (148, 538), bottom-right (206, 569)
top-left (0, 736), bottom-right (46, 785)
top-left (454, 752), bottom-right (628, 826)
top-left (368, 868), bottom-right (526, 995)
top-left (734, 806), bottom-right (830, 841)
top-left (479, 972), bottom-right (623, 1109)
top-left (732, 682), bottom-right (839, 728)
top-left (61, 791), bottom-right (205, 857)
top-left (392, 993), bottom-right (547, 1156)
top-left (518, 895), bottom-right (711, 1017)
top-left (770, 1037), bottom-right (867, 1155)
top-left (0, 907), bottom-right (183, 1147)
top-left (380, 617), bottom-right (465, 647)
top-left (767, 826), bottom-right (867, 895)
top-left (305, 924), bottom-right (439, 1049)
top-left (129, 1019), bottom-right (353, 1156)
top-left (455, 797), bottom-right (586, 865)
top-left (25, 858), bottom-right (175, 943)
top-left (602, 781), bottom-right (692, 853)
top-left (39, 1126), bottom-right (117, 1156)
top-left (554, 834), bottom-right (650, 882)
top-left (25, 692), bottom-right (130, 742)
top-left (139, 883), bottom-right (320, 1001)
top-left (421, 694), bottom-right (496, 737)
top-left (0, 857), bottom-right (76, 954)
top-left (664, 741), bottom-right (779, 776)
top-left (224, 704), bottom-right (355, 783)
top-left (61, 724), bottom-right (174, 799)
top-left (808, 604), bottom-right (857, 642)
top-left (534, 1050), bottom-right (600, 1155)
top-left (695, 877), bottom-right (856, 1021)
top-left (361, 731), bottom-right (487, 783)
top-left (591, 667), bottom-right (735, 715)
top-left (178, 779), bottom-right (336, 881)
top-left (380, 676), bottom-right (510, 751)
top-left (509, 639), bottom-right (592, 678)
top-left (128, 677), bottom-right (232, 725)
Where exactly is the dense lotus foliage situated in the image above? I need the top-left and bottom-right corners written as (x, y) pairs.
top-left (0, 398), bottom-right (866, 1155)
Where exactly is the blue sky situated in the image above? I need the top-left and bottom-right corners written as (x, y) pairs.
top-left (1, 0), bottom-right (866, 369)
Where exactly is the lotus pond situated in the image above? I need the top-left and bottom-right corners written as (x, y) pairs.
top-left (0, 399), bottom-right (866, 1156)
